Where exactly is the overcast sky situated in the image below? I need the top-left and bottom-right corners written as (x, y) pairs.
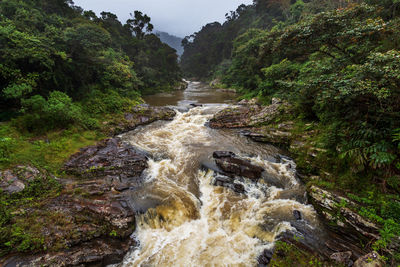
top-left (73, 0), bottom-right (253, 37)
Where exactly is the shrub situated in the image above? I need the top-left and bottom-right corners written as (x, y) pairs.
top-left (18, 91), bottom-right (83, 132)
top-left (0, 137), bottom-right (16, 163)
top-left (83, 89), bottom-right (140, 115)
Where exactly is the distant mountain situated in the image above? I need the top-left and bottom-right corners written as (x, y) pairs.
top-left (156, 31), bottom-right (184, 56)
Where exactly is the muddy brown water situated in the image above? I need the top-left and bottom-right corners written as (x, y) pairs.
top-left (118, 81), bottom-right (325, 266)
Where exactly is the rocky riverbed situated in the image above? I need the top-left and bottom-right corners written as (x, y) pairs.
top-left (208, 98), bottom-right (387, 267)
top-left (0, 106), bottom-right (175, 267)
top-left (0, 91), bottom-right (387, 267)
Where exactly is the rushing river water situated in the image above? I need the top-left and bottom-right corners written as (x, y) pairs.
top-left (119, 82), bottom-right (322, 266)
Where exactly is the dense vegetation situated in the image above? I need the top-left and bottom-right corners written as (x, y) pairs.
top-left (156, 31), bottom-right (184, 56)
top-left (181, 0), bottom-right (400, 263)
top-left (0, 0), bottom-right (183, 256)
top-left (0, 0), bottom-right (181, 129)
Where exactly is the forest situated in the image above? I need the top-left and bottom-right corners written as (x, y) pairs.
top-left (0, 0), bottom-right (182, 257)
top-left (0, 0), bottom-right (182, 130)
top-left (1, 0), bottom-right (400, 265)
top-left (181, 0), bottom-right (400, 263)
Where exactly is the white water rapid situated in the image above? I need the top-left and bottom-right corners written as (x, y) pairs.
top-left (117, 96), bottom-right (321, 267)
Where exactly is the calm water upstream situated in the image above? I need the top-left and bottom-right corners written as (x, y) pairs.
top-left (118, 81), bottom-right (323, 266)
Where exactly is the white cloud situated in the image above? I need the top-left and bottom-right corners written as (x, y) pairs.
top-left (73, 0), bottom-right (253, 37)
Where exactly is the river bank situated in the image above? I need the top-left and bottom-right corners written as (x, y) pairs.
top-left (209, 97), bottom-right (397, 266)
top-left (0, 105), bottom-right (177, 266)
top-left (0, 82), bottom-right (392, 266)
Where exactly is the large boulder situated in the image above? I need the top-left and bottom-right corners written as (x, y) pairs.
top-left (64, 138), bottom-right (148, 187)
top-left (209, 105), bottom-right (258, 128)
top-left (209, 98), bottom-right (291, 129)
top-left (212, 151), bottom-right (264, 181)
top-left (105, 105), bottom-right (176, 135)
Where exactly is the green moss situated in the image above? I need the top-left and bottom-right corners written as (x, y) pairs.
top-left (0, 124), bottom-right (104, 175)
top-left (269, 241), bottom-right (328, 267)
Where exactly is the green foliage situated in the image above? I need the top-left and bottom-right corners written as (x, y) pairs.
top-left (0, 0), bottom-right (181, 131)
top-left (215, 3), bottom-right (400, 189)
top-left (0, 123), bottom-right (103, 173)
top-left (125, 11), bottom-right (154, 39)
top-left (348, 191), bottom-right (400, 253)
top-left (19, 91), bottom-right (83, 132)
top-left (83, 89), bottom-right (141, 115)
top-left (185, 1), bottom-right (400, 261)
top-left (0, 137), bottom-right (16, 163)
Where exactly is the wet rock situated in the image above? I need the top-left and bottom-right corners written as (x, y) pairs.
top-left (200, 161), bottom-right (221, 173)
top-left (2, 238), bottom-right (136, 267)
top-left (64, 138), bottom-right (148, 186)
top-left (293, 210), bottom-right (303, 221)
top-left (240, 124), bottom-right (294, 147)
top-left (107, 105), bottom-right (176, 135)
top-left (207, 152), bottom-right (266, 194)
top-left (232, 183), bottom-right (245, 194)
top-left (213, 151), bottom-right (236, 159)
top-left (213, 175), bottom-right (233, 186)
top-left (308, 186), bottom-right (380, 241)
top-left (209, 105), bottom-right (258, 128)
top-left (212, 175), bottom-right (245, 194)
top-left (209, 98), bottom-right (291, 129)
top-left (0, 166), bottom-right (43, 194)
top-left (1, 138), bottom-right (148, 266)
top-left (353, 252), bottom-right (384, 267)
top-left (190, 103), bottom-right (203, 107)
top-left (213, 152), bottom-right (264, 181)
top-left (257, 249), bottom-right (274, 266)
top-left (330, 251), bottom-right (353, 266)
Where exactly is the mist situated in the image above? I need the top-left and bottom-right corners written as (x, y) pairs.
top-left (73, 0), bottom-right (253, 37)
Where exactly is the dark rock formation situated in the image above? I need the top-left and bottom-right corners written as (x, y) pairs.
top-left (209, 98), bottom-right (291, 129)
top-left (305, 185), bottom-right (383, 263)
top-left (2, 138), bottom-right (148, 266)
top-left (3, 238), bottom-right (134, 267)
top-left (257, 249), bottom-right (274, 266)
top-left (209, 105), bottom-right (257, 128)
top-left (293, 210), bottom-right (303, 221)
top-left (64, 138), bottom-right (148, 187)
top-left (203, 151), bottom-right (265, 194)
top-left (212, 174), bottom-right (245, 194)
top-left (212, 151), bottom-right (264, 181)
top-left (105, 105), bottom-right (176, 136)
top-left (190, 103), bottom-right (203, 107)
top-left (308, 186), bottom-right (380, 241)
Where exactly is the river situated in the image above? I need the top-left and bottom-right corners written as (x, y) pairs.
top-left (118, 81), bottom-right (323, 266)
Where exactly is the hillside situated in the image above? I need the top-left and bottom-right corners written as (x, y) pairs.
top-left (180, 0), bottom-right (400, 264)
top-left (156, 31), bottom-right (184, 56)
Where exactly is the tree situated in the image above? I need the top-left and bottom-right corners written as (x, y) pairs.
top-left (125, 11), bottom-right (154, 39)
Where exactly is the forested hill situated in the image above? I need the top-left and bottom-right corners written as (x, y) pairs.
top-left (181, 0), bottom-right (400, 263)
top-left (156, 31), bottom-right (184, 56)
top-left (0, 0), bottom-right (182, 126)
